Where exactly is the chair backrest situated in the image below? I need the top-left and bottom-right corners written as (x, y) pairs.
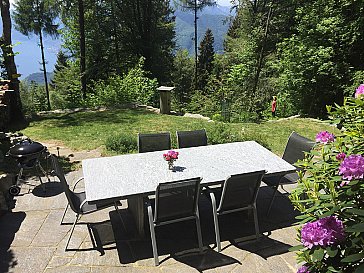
top-left (154, 177), bottom-right (202, 223)
top-left (138, 132), bottom-right (171, 153)
top-left (176, 129), bottom-right (208, 149)
top-left (282, 132), bottom-right (315, 167)
top-left (218, 170), bottom-right (265, 213)
top-left (50, 155), bottom-right (81, 213)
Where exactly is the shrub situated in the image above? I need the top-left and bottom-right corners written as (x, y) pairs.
top-left (105, 134), bottom-right (137, 154)
top-left (20, 81), bottom-right (48, 114)
top-left (90, 57), bottom-right (158, 107)
top-left (206, 122), bottom-right (269, 149)
top-left (290, 86), bottom-right (364, 273)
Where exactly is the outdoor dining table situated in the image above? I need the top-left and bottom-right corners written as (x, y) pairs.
top-left (82, 141), bottom-right (296, 236)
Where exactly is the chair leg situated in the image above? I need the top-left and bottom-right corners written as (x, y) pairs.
top-left (266, 185), bottom-right (279, 217)
top-left (210, 192), bottom-right (221, 252)
top-left (252, 204), bottom-right (260, 239)
top-left (195, 206), bottom-right (203, 251)
top-left (60, 204), bottom-right (70, 225)
top-left (65, 213), bottom-right (80, 251)
top-left (147, 203), bottom-right (159, 266)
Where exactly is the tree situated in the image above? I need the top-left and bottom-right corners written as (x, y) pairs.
top-left (171, 49), bottom-right (194, 110)
top-left (276, 0), bottom-right (364, 117)
top-left (174, 0), bottom-right (215, 89)
top-left (197, 28), bottom-right (214, 91)
top-left (0, 0), bottom-right (24, 124)
top-left (13, 0), bottom-right (59, 110)
top-left (50, 50), bottom-right (69, 87)
top-left (114, 0), bottom-right (176, 84)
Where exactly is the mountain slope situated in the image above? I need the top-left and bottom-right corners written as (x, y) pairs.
top-left (174, 5), bottom-right (232, 54)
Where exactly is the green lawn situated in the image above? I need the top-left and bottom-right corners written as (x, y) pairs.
top-left (21, 108), bottom-right (339, 156)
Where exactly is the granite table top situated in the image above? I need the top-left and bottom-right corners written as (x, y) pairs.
top-left (83, 141), bottom-right (296, 202)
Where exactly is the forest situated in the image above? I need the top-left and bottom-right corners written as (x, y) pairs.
top-left (2, 0), bottom-right (364, 121)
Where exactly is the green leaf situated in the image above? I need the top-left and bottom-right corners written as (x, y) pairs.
top-left (346, 208), bottom-right (364, 216)
top-left (312, 248), bottom-right (325, 261)
top-left (346, 223), bottom-right (364, 232)
top-left (288, 245), bottom-right (304, 252)
top-left (326, 247), bottom-right (338, 257)
top-left (354, 263), bottom-right (364, 273)
top-left (341, 253), bottom-right (364, 263)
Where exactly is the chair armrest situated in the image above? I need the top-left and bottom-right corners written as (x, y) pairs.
top-left (79, 199), bottom-right (88, 211)
top-left (72, 177), bottom-right (84, 191)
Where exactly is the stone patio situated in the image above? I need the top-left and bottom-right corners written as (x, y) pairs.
top-left (0, 169), bottom-right (301, 273)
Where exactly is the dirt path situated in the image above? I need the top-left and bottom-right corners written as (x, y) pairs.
top-left (42, 141), bottom-right (103, 162)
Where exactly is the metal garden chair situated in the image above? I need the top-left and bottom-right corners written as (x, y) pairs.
top-left (263, 131), bottom-right (315, 216)
top-left (50, 155), bottom-right (120, 251)
top-left (146, 177), bottom-right (203, 266)
top-left (138, 132), bottom-right (171, 153)
top-left (205, 170), bottom-right (266, 252)
top-left (176, 129), bottom-right (208, 148)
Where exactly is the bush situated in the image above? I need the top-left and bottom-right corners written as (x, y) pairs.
top-left (20, 81), bottom-right (48, 114)
top-left (290, 86), bottom-right (364, 273)
top-left (90, 57), bottom-right (158, 107)
top-left (105, 133), bottom-right (138, 154)
top-left (206, 122), bottom-right (269, 149)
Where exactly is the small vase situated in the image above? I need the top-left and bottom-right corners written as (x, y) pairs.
top-left (168, 160), bottom-right (174, 170)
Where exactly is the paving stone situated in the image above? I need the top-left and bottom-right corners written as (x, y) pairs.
top-left (91, 266), bottom-right (162, 272)
top-left (3, 246), bottom-right (55, 273)
top-left (69, 241), bottom-right (121, 267)
top-left (47, 255), bottom-right (74, 267)
top-left (11, 210), bottom-right (49, 247)
top-left (230, 253), bottom-right (272, 273)
top-left (31, 210), bottom-right (71, 247)
top-left (44, 265), bottom-right (91, 273)
top-left (0, 165), bottom-right (304, 273)
top-left (267, 255), bottom-right (296, 273)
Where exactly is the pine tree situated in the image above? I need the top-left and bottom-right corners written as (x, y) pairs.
top-left (197, 28), bottom-right (214, 91)
top-left (13, 0), bottom-right (59, 110)
top-left (50, 51), bottom-right (69, 87)
top-left (174, 0), bottom-right (215, 89)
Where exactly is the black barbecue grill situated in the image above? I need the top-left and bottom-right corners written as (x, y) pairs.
top-left (7, 139), bottom-right (50, 195)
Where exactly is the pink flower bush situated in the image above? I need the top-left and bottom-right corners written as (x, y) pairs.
top-left (301, 216), bottom-right (345, 249)
top-left (163, 150), bottom-right (179, 162)
top-left (297, 265), bottom-right (310, 273)
top-left (339, 154), bottom-right (364, 182)
top-left (336, 152), bottom-right (346, 161)
top-left (355, 84), bottom-right (364, 98)
top-left (315, 131), bottom-right (335, 144)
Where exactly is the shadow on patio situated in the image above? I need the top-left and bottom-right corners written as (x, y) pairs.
top-left (86, 184), bottom-right (299, 270)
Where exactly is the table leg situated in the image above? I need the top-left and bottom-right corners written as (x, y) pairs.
top-left (127, 196), bottom-right (145, 238)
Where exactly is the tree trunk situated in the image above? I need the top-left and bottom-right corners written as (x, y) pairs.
top-left (252, 5), bottom-right (273, 96)
top-left (0, 0), bottom-right (24, 124)
top-left (78, 0), bottom-right (86, 99)
top-left (38, 29), bottom-right (51, 110)
top-left (194, 0), bottom-right (198, 90)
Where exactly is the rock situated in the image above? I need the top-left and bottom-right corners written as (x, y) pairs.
top-left (0, 174), bottom-right (16, 212)
top-left (183, 113), bottom-right (212, 121)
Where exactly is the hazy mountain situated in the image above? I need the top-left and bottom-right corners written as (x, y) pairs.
top-left (24, 72), bottom-right (54, 85)
top-left (174, 5), bottom-right (233, 54)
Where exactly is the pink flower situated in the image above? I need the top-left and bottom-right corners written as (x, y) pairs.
top-left (315, 131), bottom-right (335, 144)
top-left (338, 154), bottom-right (364, 183)
top-left (301, 216), bottom-right (345, 249)
top-left (355, 84), bottom-right (364, 98)
top-left (163, 150), bottom-right (179, 162)
top-left (336, 152), bottom-right (346, 161)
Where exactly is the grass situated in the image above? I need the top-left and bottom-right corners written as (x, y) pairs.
top-left (20, 108), bottom-right (339, 156)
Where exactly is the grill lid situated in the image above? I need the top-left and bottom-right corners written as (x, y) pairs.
top-left (8, 140), bottom-right (45, 157)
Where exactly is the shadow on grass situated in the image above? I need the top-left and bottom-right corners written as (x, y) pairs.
top-left (28, 108), bottom-right (153, 128)
top-left (0, 211), bottom-right (26, 273)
